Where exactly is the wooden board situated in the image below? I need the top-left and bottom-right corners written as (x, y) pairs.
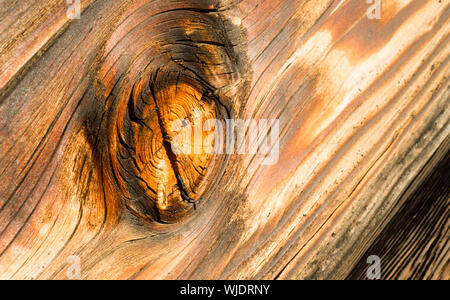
top-left (0, 0), bottom-right (448, 279)
top-left (348, 136), bottom-right (449, 280)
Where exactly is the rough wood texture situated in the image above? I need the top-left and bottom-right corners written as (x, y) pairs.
top-left (348, 136), bottom-right (449, 280)
top-left (0, 0), bottom-right (449, 279)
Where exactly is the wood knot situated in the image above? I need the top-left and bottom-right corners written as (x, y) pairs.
top-left (94, 1), bottom-right (250, 224)
top-left (123, 70), bottom-right (224, 223)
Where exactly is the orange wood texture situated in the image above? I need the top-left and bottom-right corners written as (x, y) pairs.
top-left (0, 0), bottom-right (448, 279)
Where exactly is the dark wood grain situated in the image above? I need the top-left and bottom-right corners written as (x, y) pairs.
top-left (348, 136), bottom-right (449, 280)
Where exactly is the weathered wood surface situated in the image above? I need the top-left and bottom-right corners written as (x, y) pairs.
top-left (348, 136), bottom-right (449, 280)
top-left (0, 0), bottom-right (449, 279)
